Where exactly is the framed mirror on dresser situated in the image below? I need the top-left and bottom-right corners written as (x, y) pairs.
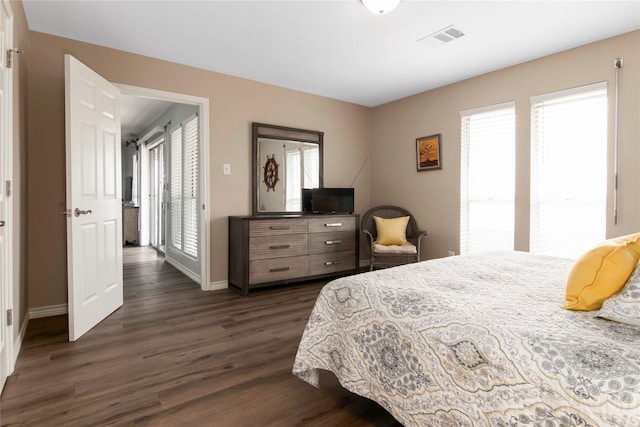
top-left (252, 122), bottom-right (323, 215)
top-left (228, 122), bottom-right (359, 296)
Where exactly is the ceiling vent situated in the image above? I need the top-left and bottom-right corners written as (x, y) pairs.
top-left (418, 25), bottom-right (466, 48)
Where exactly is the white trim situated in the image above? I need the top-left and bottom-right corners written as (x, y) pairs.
top-left (165, 257), bottom-right (202, 285)
top-left (1, 0), bottom-right (15, 384)
top-left (137, 125), bottom-right (164, 146)
top-left (12, 312), bottom-right (28, 367)
top-left (204, 280), bottom-right (228, 291)
top-left (29, 303), bottom-right (69, 319)
top-left (145, 134), bottom-right (164, 150)
top-left (460, 100), bottom-right (515, 118)
top-left (530, 81), bottom-right (607, 105)
top-left (115, 83), bottom-right (211, 291)
top-left (139, 136), bottom-right (150, 246)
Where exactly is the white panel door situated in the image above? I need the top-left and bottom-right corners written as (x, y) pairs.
top-left (65, 55), bottom-right (123, 341)
top-left (0, 0), bottom-right (11, 394)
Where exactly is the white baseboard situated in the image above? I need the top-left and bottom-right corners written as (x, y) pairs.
top-left (204, 280), bottom-right (228, 291)
top-left (164, 257), bottom-right (201, 284)
top-left (12, 313), bottom-right (29, 371)
top-left (29, 303), bottom-right (68, 319)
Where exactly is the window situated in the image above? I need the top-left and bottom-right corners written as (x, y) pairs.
top-left (303, 145), bottom-right (319, 189)
top-left (530, 83), bottom-right (607, 258)
top-left (285, 144), bottom-right (320, 211)
top-left (460, 102), bottom-right (516, 255)
top-left (169, 114), bottom-right (199, 258)
top-left (285, 148), bottom-right (301, 211)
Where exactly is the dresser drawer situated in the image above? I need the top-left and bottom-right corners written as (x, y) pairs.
top-left (249, 256), bottom-right (308, 284)
top-left (308, 216), bottom-right (356, 233)
top-left (250, 218), bottom-right (308, 237)
top-left (249, 234), bottom-right (308, 260)
top-left (229, 214), bottom-right (359, 295)
top-left (308, 251), bottom-right (355, 276)
top-left (308, 231), bottom-right (356, 255)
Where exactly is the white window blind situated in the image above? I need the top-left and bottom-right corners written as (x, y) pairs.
top-left (170, 127), bottom-right (183, 250)
top-left (183, 115), bottom-right (199, 258)
top-left (530, 83), bottom-right (607, 258)
top-left (286, 148), bottom-right (301, 211)
top-left (460, 102), bottom-right (516, 255)
top-left (303, 145), bottom-right (320, 189)
top-left (285, 144), bottom-right (319, 211)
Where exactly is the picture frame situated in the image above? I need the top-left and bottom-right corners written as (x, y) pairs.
top-left (416, 134), bottom-right (441, 171)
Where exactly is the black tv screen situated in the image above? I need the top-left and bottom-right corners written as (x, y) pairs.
top-left (308, 188), bottom-right (354, 214)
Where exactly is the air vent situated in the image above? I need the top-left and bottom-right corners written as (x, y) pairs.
top-left (418, 25), bottom-right (466, 48)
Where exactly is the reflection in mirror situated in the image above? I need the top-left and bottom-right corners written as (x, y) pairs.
top-left (257, 138), bottom-right (319, 212)
top-left (252, 123), bottom-right (323, 215)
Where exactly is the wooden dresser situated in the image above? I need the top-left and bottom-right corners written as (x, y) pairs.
top-left (122, 205), bottom-right (139, 245)
top-left (228, 214), bottom-right (359, 295)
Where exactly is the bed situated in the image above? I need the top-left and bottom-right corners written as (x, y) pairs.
top-left (292, 251), bottom-right (640, 426)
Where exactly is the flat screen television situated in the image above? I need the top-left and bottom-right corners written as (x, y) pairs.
top-left (303, 188), bottom-right (354, 214)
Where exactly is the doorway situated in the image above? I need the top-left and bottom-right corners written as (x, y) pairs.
top-left (118, 85), bottom-right (210, 289)
top-left (64, 57), bottom-right (211, 343)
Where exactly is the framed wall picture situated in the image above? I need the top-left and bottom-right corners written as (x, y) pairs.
top-left (416, 134), bottom-right (441, 171)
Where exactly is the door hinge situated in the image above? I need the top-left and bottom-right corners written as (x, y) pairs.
top-left (6, 309), bottom-right (12, 327)
top-left (6, 48), bottom-right (22, 69)
top-left (5, 180), bottom-right (11, 197)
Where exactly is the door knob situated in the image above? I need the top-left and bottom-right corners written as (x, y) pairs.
top-left (74, 208), bottom-right (93, 217)
top-left (0, 220), bottom-right (5, 227)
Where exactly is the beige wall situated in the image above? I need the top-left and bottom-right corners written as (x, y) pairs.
top-left (371, 30), bottom-right (640, 260)
top-left (27, 32), bottom-right (372, 308)
top-left (25, 27), bottom-right (639, 309)
top-left (10, 0), bottom-right (29, 345)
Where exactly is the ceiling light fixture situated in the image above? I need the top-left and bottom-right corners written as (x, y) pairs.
top-left (361, 0), bottom-right (400, 15)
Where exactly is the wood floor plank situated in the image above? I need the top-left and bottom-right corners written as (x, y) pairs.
top-left (0, 246), bottom-right (401, 426)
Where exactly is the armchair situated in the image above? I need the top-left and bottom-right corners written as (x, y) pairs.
top-left (361, 205), bottom-right (427, 271)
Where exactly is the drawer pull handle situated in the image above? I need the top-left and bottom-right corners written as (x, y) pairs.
top-left (270, 244), bottom-right (290, 250)
top-left (270, 267), bottom-right (290, 273)
top-left (324, 223), bottom-right (342, 227)
top-left (324, 261), bottom-right (341, 266)
top-left (325, 240), bottom-right (342, 245)
top-left (270, 225), bottom-right (290, 230)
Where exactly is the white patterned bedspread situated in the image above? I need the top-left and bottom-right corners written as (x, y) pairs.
top-left (292, 252), bottom-right (640, 426)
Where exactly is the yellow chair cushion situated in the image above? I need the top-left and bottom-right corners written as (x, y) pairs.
top-left (564, 232), bottom-right (640, 311)
top-left (374, 216), bottom-right (410, 246)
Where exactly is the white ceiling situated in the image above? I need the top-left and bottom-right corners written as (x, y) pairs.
top-left (23, 1), bottom-right (640, 108)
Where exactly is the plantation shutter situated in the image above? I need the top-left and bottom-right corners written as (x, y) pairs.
top-left (460, 102), bottom-right (516, 255)
top-left (183, 115), bottom-right (199, 258)
top-left (170, 126), bottom-right (183, 250)
top-left (530, 83), bottom-right (607, 258)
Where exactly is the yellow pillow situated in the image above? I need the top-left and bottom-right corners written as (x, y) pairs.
top-left (564, 232), bottom-right (640, 311)
top-left (374, 216), bottom-right (410, 246)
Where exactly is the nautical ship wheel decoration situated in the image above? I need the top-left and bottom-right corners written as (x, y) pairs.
top-left (263, 154), bottom-right (279, 191)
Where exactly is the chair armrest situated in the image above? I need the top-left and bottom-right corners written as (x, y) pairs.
top-left (414, 231), bottom-right (427, 258)
top-left (362, 230), bottom-right (375, 246)
top-left (362, 229), bottom-right (376, 270)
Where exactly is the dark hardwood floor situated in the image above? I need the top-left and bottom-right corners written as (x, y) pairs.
top-left (1, 247), bottom-right (401, 426)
